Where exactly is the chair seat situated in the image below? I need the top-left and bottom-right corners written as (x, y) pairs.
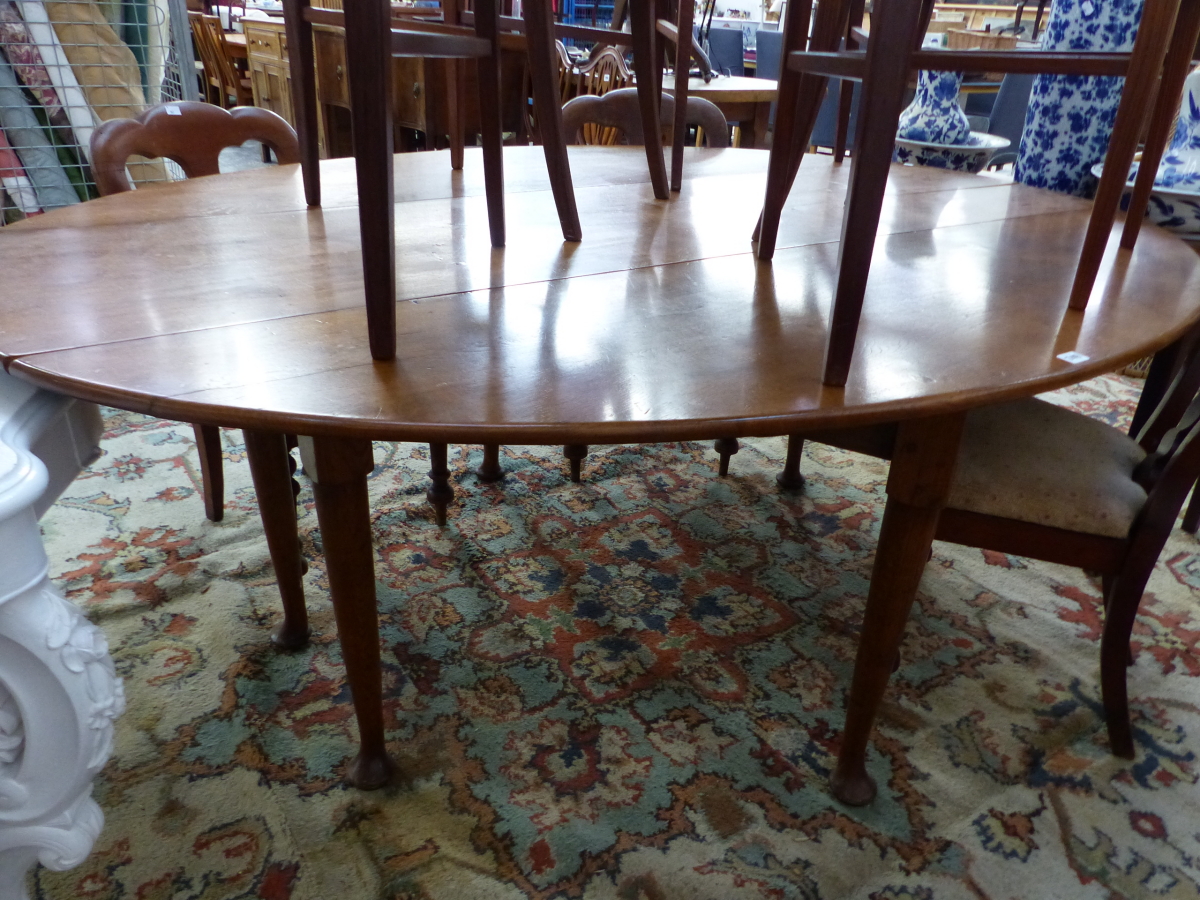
top-left (949, 398), bottom-right (1148, 538)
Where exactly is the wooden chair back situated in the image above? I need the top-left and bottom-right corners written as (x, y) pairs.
top-left (89, 101), bottom-right (300, 195)
top-left (197, 13), bottom-right (250, 106)
top-left (571, 47), bottom-right (631, 144)
top-left (562, 88), bottom-right (730, 148)
top-left (188, 10), bottom-right (223, 104)
top-left (574, 45), bottom-right (630, 96)
top-left (756, 0), bottom-right (1200, 388)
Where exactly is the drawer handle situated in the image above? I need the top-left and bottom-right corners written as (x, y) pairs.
top-left (413, 82), bottom-right (421, 97)
top-left (336, 64), bottom-right (343, 79)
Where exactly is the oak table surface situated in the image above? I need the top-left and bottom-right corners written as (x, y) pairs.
top-left (4, 146), bottom-right (1200, 801)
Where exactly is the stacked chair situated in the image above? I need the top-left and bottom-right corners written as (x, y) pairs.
top-left (756, 0), bottom-right (1200, 387)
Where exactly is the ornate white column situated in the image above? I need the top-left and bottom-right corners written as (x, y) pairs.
top-left (0, 373), bottom-right (123, 900)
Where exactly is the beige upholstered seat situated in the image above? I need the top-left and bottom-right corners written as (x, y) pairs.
top-left (949, 398), bottom-right (1147, 538)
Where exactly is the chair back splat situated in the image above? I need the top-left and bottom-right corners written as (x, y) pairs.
top-left (282, 0), bottom-right (582, 362)
top-left (563, 88), bottom-right (730, 148)
top-left (757, 0), bottom-right (1200, 387)
top-left (90, 101), bottom-right (300, 196)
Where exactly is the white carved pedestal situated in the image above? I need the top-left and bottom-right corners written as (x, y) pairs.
top-left (0, 372), bottom-right (123, 900)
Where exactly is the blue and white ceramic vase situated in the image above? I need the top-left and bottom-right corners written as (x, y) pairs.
top-left (1015, 0), bottom-right (1144, 197)
top-left (896, 70), bottom-right (972, 145)
top-left (1154, 67), bottom-right (1200, 189)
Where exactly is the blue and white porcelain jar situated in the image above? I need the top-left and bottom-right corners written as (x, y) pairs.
top-left (1015, 0), bottom-right (1144, 197)
top-left (896, 70), bottom-right (972, 145)
top-left (1154, 67), bottom-right (1200, 189)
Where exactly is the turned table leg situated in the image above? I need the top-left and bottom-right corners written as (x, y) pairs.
top-left (298, 435), bottom-right (394, 790)
top-left (244, 430), bottom-right (310, 650)
top-left (714, 437), bottom-right (740, 476)
top-left (830, 412), bottom-right (964, 806)
top-left (777, 434), bottom-right (806, 490)
top-left (563, 444), bottom-right (588, 483)
top-left (477, 443), bottom-right (504, 482)
top-left (426, 443), bottom-right (454, 526)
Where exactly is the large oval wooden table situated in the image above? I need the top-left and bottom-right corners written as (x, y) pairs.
top-left (5, 146), bottom-right (1200, 806)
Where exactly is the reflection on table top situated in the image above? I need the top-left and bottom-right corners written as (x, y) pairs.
top-left (3, 147), bottom-right (1199, 443)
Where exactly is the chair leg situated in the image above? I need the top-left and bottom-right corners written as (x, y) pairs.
top-left (448, 59), bottom-right (466, 171)
top-left (1067, 0), bottom-right (1183, 310)
top-left (669, 0), bottom-right (695, 192)
top-left (754, 0), bottom-right (840, 254)
top-left (564, 444), bottom-right (588, 483)
top-left (629, 0), bottom-right (670, 199)
top-left (777, 434), bottom-right (806, 490)
top-left (284, 0), bottom-right (321, 206)
top-left (244, 429), bottom-right (311, 650)
top-left (1099, 569), bottom-right (1154, 759)
top-left (193, 423), bottom-right (225, 522)
top-left (1183, 481), bottom-right (1200, 533)
top-left (1121, 0), bottom-right (1200, 250)
top-left (524, 0), bottom-right (583, 241)
top-left (833, 81), bottom-right (853, 162)
top-left (714, 437), bottom-right (739, 476)
top-left (344, 0), bottom-right (397, 361)
top-left (820, 0), bottom-right (929, 387)
top-left (426, 442), bottom-right (454, 526)
top-left (474, 0), bottom-right (506, 248)
top-left (478, 443), bottom-right (504, 482)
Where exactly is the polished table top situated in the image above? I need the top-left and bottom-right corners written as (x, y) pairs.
top-left (6, 145), bottom-right (1200, 802)
top-left (3, 147), bottom-right (1199, 443)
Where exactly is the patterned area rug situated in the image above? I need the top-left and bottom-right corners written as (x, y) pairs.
top-left (29, 374), bottom-right (1200, 900)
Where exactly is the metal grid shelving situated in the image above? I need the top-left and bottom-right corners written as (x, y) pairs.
top-left (0, 0), bottom-right (194, 224)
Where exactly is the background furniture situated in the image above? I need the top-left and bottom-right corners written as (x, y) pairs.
top-left (706, 26), bottom-right (745, 76)
top-left (563, 87), bottom-right (730, 145)
top-left (190, 12), bottom-right (252, 107)
top-left (4, 147), bottom-right (1199, 806)
top-left (660, 73), bottom-right (776, 147)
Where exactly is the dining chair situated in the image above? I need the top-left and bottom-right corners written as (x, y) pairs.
top-left (706, 27), bottom-right (744, 77)
top-left (567, 53), bottom-right (634, 145)
top-left (90, 102), bottom-right (301, 523)
top-left (756, 0), bottom-right (1200, 387)
top-left (563, 86), bottom-right (730, 147)
top-left (89, 100), bottom-right (315, 648)
top-left (778, 326), bottom-right (1200, 760)
top-left (190, 12), bottom-right (253, 109)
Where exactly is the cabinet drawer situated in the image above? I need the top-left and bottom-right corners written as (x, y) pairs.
top-left (314, 28), bottom-right (349, 107)
top-left (245, 25), bottom-right (283, 61)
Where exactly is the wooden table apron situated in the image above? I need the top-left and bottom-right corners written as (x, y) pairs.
top-left (4, 147), bottom-right (1200, 800)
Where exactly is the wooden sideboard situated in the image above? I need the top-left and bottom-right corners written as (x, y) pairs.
top-left (245, 21), bottom-right (294, 130)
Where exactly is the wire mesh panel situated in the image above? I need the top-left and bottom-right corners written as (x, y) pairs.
top-left (0, 0), bottom-right (193, 224)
